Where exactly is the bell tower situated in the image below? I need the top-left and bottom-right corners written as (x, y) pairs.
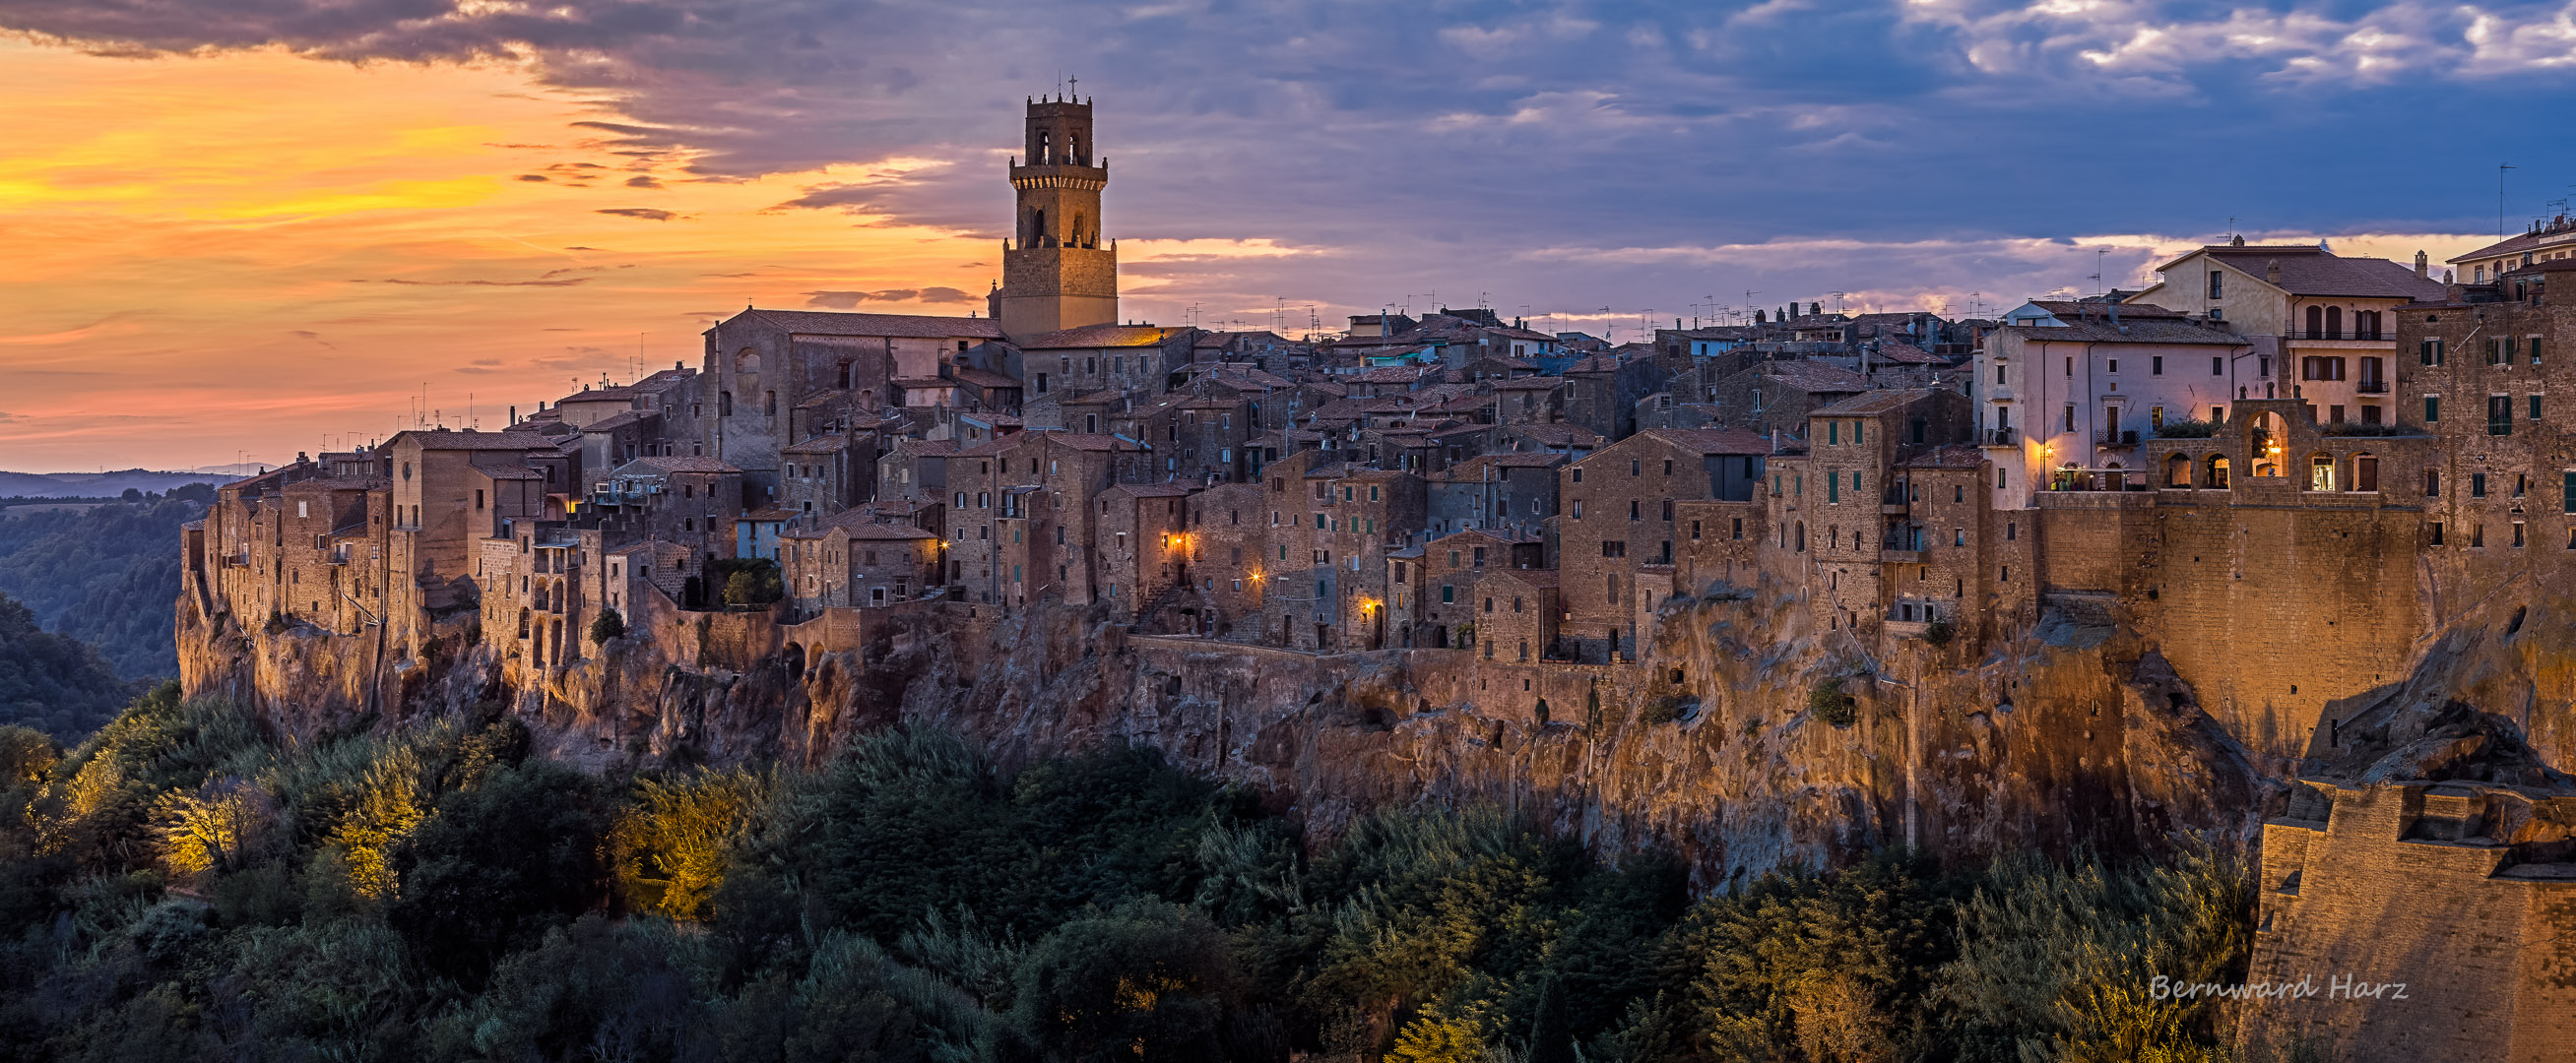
top-left (994, 94), bottom-right (1118, 341)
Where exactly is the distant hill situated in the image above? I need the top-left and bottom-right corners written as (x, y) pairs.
top-left (0, 468), bottom-right (231, 499)
top-left (0, 590), bottom-right (138, 738)
top-left (0, 498), bottom-right (205, 679)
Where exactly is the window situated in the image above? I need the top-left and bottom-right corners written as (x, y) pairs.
top-left (2430, 522), bottom-right (2444, 545)
top-left (2065, 356), bottom-right (2074, 378)
top-left (1732, 518), bottom-right (1743, 539)
top-left (1691, 520), bottom-right (1702, 539)
top-left (2490, 394), bottom-right (2514, 436)
top-left (2425, 396), bottom-right (2440, 422)
top-left (2420, 339), bottom-right (2445, 365)
top-left (2208, 269), bottom-right (2223, 298)
top-left (1829, 421), bottom-right (1838, 445)
top-left (2472, 472), bottom-right (2487, 498)
top-left (1572, 500), bottom-right (1583, 518)
top-left (2534, 395), bottom-right (2545, 421)
top-left (2213, 355), bottom-right (2224, 376)
top-left (1601, 540), bottom-right (1626, 558)
top-left (1442, 585), bottom-right (1454, 603)
top-left (2565, 470), bottom-right (2576, 515)
top-left (2534, 338), bottom-right (2544, 367)
top-left (2152, 355), bottom-right (2163, 376)
top-left (1630, 500), bottom-right (1641, 521)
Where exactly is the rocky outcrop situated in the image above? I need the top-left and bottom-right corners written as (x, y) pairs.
top-left (178, 571), bottom-right (2283, 884)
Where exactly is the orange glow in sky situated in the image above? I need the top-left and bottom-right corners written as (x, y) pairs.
top-left (0, 40), bottom-right (1006, 472)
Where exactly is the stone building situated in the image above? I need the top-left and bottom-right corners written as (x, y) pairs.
top-left (1557, 428), bottom-right (1771, 661)
top-left (1470, 567), bottom-right (1561, 662)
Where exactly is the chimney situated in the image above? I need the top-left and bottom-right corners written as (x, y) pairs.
top-left (2414, 250), bottom-right (2429, 279)
top-left (2265, 260), bottom-right (2282, 285)
top-left (2230, 233), bottom-right (2246, 246)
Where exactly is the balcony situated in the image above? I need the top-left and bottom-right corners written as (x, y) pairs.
top-left (2357, 381), bottom-right (2389, 394)
top-left (1981, 427), bottom-right (2020, 448)
top-left (2093, 429), bottom-right (2140, 447)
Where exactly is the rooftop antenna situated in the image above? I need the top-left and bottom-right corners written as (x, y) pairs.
top-left (2092, 249), bottom-right (2107, 297)
top-left (1597, 306), bottom-right (1613, 344)
top-left (2226, 217), bottom-right (2240, 242)
top-left (1830, 290), bottom-right (1849, 315)
top-left (2500, 162), bottom-right (2517, 240)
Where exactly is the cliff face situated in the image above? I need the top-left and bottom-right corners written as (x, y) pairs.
top-left (178, 573), bottom-right (2280, 883)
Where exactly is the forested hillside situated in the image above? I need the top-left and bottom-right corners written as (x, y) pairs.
top-left (0, 592), bottom-right (136, 737)
top-left (0, 492), bottom-right (209, 679)
top-left (0, 688), bottom-right (2301, 1063)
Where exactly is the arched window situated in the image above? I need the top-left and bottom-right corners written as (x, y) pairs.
top-left (1070, 133), bottom-right (1081, 164)
top-left (2248, 411), bottom-right (2287, 477)
top-left (2305, 305), bottom-right (2324, 339)
top-left (1070, 213), bottom-right (1086, 248)
top-left (2307, 453), bottom-right (2336, 492)
top-left (736, 347), bottom-right (760, 375)
top-left (2165, 452), bottom-right (2191, 488)
top-left (2325, 306), bottom-right (2343, 340)
top-left (1030, 208), bottom-right (1047, 246)
top-left (2206, 454), bottom-right (2230, 489)
top-left (1036, 130), bottom-right (1051, 163)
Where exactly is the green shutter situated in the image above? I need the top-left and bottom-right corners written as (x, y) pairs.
top-left (2425, 396), bottom-right (2439, 422)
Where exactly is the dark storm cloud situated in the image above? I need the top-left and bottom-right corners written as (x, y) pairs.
top-left (11, 0), bottom-right (2576, 315)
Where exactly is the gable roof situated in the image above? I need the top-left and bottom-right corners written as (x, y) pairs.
top-left (1015, 324), bottom-right (1183, 349)
top-left (738, 308), bottom-right (1004, 340)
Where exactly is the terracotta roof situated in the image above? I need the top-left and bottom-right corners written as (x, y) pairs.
top-left (582, 409), bottom-right (659, 432)
top-left (1106, 483), bottom-right (1193, 498)
top-left (2036, 299), bottom-right (2185, 320)
top-left (282, 474), bottom-right (385, 492)
top-left (472, 465), bottom-right (547, 481)
top-left (1998, 320), bottom-right (2248, 345)
top-left (781, 433), bottom-right (856, 455)
top-left (1754, 361), bottom-right (1871, 393)
top-left (1016, 323), bottom-right (1182, 348)
top-left (2449, 222), bottom-right (2576, 265)
top-left (1026, 431), bottom-right (1145, 452)
top-left (742, 507), bottom-right (803, 522)
top-left (1504, 423), bottom-right (1603, 447)
top-left (1868, 342), bottom-right (1948, 365)
top-left (951, 367), bottom-right (1021, 389)
top-left (616, 455), bottom-right (739, 474)
top-left (843, 522), bottom-right (938, 540)
top-left (739, 308), bottom-right (1003, 340)
top-left (1641, 427), bottom-right (1773, 455)
top-left (392, 429), bottom-right (558, 452)
top-left (556, 386), bottom-right (634, 405)
top-left (2198, 248), bottom-right (2446, 300)
top-left (1809, 391), bottom-right (1932, 417)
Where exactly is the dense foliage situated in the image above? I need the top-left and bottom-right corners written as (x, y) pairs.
top-left (0, 496), bottom-right (209, 679)
top-left (0, 591), bottom-right (137, 738)
top-left (0, 686), bottom-right (2286, 1062)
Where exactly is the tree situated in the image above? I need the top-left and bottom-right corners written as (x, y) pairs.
top-left (588, 607), bottom-right (625, 645)
top-left (1009, 900), bottom-right (1243, 1061)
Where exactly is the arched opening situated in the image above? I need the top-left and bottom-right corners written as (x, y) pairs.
top-left (1069, 133), bottom-right (1081, 164)
top-left (2164, 452), bottom-right (2191, 488)
top-left (1069, 212), bottom-right (1086, 248)
top-left (784, 642), bottom-right (804, 679)
top-left (2206, 454), bottom-right (2231, 489)
top-left (2306, 453), bottom-right (2336, 491)
top-left (2325, 306), bottom-right (2343, 340)
top-left (736, 347), bottom-right (761, 375)
top-left (1036, 130), bottom-right (1051, 163)
top-left (2305, 305), bottom-right (2324, 339)
top-left (2248, 412), bottom-right (2288, 477)
top-left (1029, 207), bottom-right (1047, 247)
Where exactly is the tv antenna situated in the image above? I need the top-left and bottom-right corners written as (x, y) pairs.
top-left (2500, 162), bottom-right (2517, 239)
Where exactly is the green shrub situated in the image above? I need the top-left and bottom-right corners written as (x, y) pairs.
top-left (588, 607), bottom-right (625, 645)
top-left (1810, 678), bottom-right (1858, 727)
top-left (712, 558), bottom-right (784, 606)
top-left (2151, 417), bottom-right (2219, 438)
top-left (1642, 691), bottom-right (1696, 724)
top-left (1924, 619), bottom-right (1955, 647)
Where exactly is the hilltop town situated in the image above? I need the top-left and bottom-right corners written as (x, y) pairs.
top-left (177, 96), bottom-right (2576, 1059)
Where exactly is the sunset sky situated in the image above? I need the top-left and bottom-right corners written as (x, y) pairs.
top-left (3, 0), bottom-right (2572, 472)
